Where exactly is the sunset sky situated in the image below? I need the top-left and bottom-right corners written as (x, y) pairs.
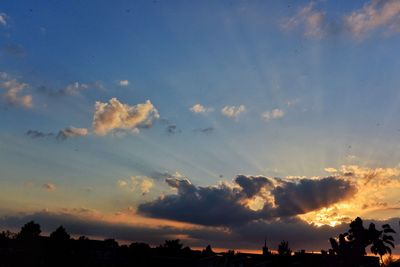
top-left (1, 0), bottom-right (400, 253)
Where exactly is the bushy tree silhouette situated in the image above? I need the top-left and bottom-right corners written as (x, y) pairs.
top-left (202, 244), bottom-right (215, 257)
top-left (17, 220), bottom-right (41, 240)
top-left (277, 240), bottom-right (292, 256)
top-left (330, 217), bottom-right (396, 266)
top-left (50, 226), bottom-right (70, 242)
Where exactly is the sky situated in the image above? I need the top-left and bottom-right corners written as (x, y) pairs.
top-left (1, 0), bottom-right (400, 253)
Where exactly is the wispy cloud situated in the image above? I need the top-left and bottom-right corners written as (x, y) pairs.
top-left (190, 104), bottom-right (213, 114)
top-left (193, 127), bottom-right (214, 134)
top-left (0, 13), bottom-right (7, 26)
top-left (26, 130), bottom-right (55, 139)
top-left (221, 105), bottom-right (245, 119)
top-left (344, 0), bottom-right (400, 38)
top-left (261, 108), bottom-right (285, 122)
top-left (118, 80), bottom-right (129, 86)
top-left (56, 127), bottom-right (88, 141)
top-left (0, 72), bottom-right (33, 108)
top-left (92, 98), bottom-right (159, 135)
top-left (281, 3), bottom-right (326, 38)
top-left (166, 124), bottom-right (181, 135)
top-left (37, 81), bottom-right (102, 97)
top-left (26, 127), bottom-right (88, 141)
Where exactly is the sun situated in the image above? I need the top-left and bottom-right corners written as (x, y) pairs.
top-left (298, 204), bottom-right (354, 227)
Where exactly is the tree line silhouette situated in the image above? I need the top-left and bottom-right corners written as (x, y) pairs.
top-left (0, 217), bottom-right (398, 267)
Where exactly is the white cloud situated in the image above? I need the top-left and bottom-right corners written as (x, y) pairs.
top-left (0, 13), bottom-right (7, 26)
top-left (119, 80), bottom-right (129, 86)
top-left (0, 72), bottom-right (33, 108)
top-left (117, 176), bottom-right (154, 195)
top-left (261, 108), bottom-right (284, 122)
top-left (345, 0), bottom-right (400, 38)
top-left (221, 105), bottom-right (246, 118)
top-left (190, 104), bottom-right (213, 114)
top-left (64, 82), bottom-right (89, 96)
top-left (281, 3), bottom-right (325, 38)
top-left (57, 127), bottom-right (88, 140)
top-left (92, 98), bottom-right (159, 135)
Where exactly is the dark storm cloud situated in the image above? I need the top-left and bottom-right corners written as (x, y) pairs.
top-left (139, 176), bottom-right (274, 226)
top-left (139, 176), bottom-right (356, 226)
top-left (272, 177), bottom-right (357, 217)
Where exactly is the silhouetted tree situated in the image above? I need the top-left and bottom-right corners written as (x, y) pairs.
top-left (202, 244), bottom-right (215, 257)
top-left (369, 223), bottom-right (396, 262)
top-left (78, 235), bottom-right (89, 241)
top-left (330, 217), bottom-right (396, 266)
top-left (277, 240), bottom-right (292, 256)
top-left (17, 220), bottom-right (41, 240)
top-left (50, 226), bottom-right (70, 242)
top-left (158, 239), bottom-right (184, 256)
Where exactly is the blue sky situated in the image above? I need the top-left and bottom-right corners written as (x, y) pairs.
top-left (1, 0), bottom-right (400, 252)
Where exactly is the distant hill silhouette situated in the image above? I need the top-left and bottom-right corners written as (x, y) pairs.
top-left (0, 217), bottom-right (397, 267)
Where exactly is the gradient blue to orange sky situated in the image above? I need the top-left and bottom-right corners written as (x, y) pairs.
top-left (1, 0), bottom-right (400, 253)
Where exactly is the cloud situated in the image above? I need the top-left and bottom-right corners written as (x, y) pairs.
top-left (119, 80), bottom-right (129, 86)
top-left (42, 183), bottom-right (56, 191)
top-left (261, 108), bottom-right (285, 122)
top-left (117, 176), bottom-right (154, 195)
top-left (193, 127), bottom-right (214, 134)
top-left (166, 125), bottom-right (181, 135)
top-left (298, 165), bottom-right (400, 226)
top-left (0, 13), bottom-right (7, 26)
top-left (234, 175), bottom-right (273, 198)
top-left (56, 127), bottom-right (88, 141)
top-left (150, 171), bottom-right (184, 181)
top-left (63, 82), bottom-right (89, 96)
top-left (190, 104), bottom-right (213, 114)
top-left (138, 175), bottom-right (355, 226)
top-left (139, 176), bottom-right (270, 226)
top-left (36, 81), bottom-right (102, 97)
top-left (345, 0), bottom-right (400, 38)
top-left (272, 177), bottom-right (356, 217)
top-left (26, 130), bottom-right (55, 139)
top-left (324, 167), bottom-right (338, 173)
top-left (221, 105), bottom-right (246, 118)
top-left (0, 72), bottom-right (33, 108)
top-left (92, 98), bottom-right (159, 135)
top-left (26, 127), bottom-right (87, 141)
top-left (281, 3), bottom-right (326, 38)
